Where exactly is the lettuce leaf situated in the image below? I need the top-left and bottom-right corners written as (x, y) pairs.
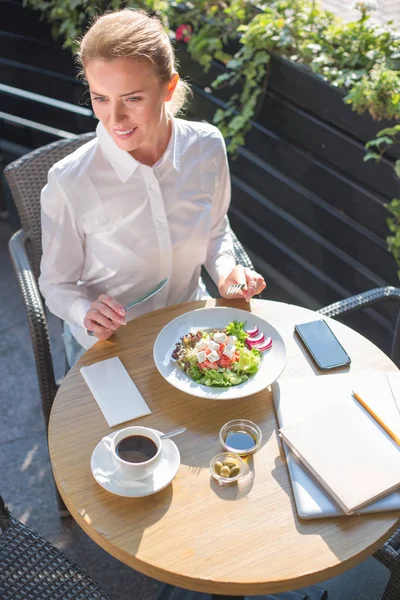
top-left (225, 320), bottom-right (248, 345)
top-left (186, 365), bottom-right (249, 387)
top-left (235, 346), bottom-right (261, 374)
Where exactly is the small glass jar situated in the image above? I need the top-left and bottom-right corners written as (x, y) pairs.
top-left (209, 452), bottom-right (244, 485)
top-left (219, 419), bottom-right (262, 455)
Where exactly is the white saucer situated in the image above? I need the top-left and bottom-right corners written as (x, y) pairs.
top-left (91, 429), bottom-right (181, 497)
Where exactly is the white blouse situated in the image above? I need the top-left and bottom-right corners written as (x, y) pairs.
top-left (39, 118), bottom-right (236, 349)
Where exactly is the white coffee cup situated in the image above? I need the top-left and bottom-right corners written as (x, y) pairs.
top-left (104, 426), bottom-right (162, 480)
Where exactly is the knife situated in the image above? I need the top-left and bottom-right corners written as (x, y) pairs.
top-left (124, 277), bottom-right (169, 311)
top-left (87, 277), bottom-right (169, 336)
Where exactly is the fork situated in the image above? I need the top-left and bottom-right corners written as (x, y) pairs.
top-left (226, 283), bottom-right (246, 296)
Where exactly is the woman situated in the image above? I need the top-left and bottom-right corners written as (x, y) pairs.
top-left (39, 8), bottom-right (266, 366)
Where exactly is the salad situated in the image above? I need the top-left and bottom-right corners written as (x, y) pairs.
top-left (171, 320), bottom-right (272, 387)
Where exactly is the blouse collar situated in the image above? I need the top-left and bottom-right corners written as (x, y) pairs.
top-left (96, 116), bottom-right (180, 182)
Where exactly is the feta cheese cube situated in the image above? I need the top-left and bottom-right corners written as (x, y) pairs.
top-left (195, 338), bottom-right (207, 351)
top-left (208, 340), bottom-right (220, 352)
top-left (207, 350), bottom-right (220, 363)
top-left (197, 350), bottom-right (207, 363)
top-left (223, 346), bottom-right (235, 359)
top-left (213, 332), bottom-right (226, 344)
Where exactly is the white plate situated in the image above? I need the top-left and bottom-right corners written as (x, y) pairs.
top-left (91, 429), bottom-right (180, 497)
top-left (153, 307), bottom-right (287, 400)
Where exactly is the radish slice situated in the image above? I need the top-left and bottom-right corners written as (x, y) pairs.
top-left (255, 337), bottom-right (272, 351)
top-left (245, 326), bottom-right (259, 337)
top-left (246, 332), bottom-right (265, 346)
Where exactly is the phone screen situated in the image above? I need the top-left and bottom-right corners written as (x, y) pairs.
top-left (294, 319), bottom-right (351, 370)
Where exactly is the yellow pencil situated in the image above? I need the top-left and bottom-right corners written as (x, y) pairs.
top-left (352, 390), bottom-right (400, 446)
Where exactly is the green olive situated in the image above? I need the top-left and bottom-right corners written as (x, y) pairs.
top-left (230, 465), bottom-right (241, 477)
top-left (222, 459), bottom-right (237, 469)
top-left (220, 466), bottom-right (231, 478)
top-left (214, 461), bottom-right (223, 474)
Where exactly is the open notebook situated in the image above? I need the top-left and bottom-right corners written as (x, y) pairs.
top-left (272, 371), bottom-right (400, 518)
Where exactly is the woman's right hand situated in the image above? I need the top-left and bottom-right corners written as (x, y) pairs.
top-left (83, 294), bottom-right (126, 340)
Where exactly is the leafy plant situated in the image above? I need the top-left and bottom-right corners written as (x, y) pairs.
top-left (22, 0), bottom-right (120, 48)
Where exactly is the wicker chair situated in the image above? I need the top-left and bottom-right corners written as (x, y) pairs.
top-left (4, 132), bottom-right (256, 515)
top-left (0, 493), bottom-right (111, 600)
top-left (318, 286), bottom-right (400, 600)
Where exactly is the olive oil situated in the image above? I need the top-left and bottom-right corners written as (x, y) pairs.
top-left (224, 430), bottom-right (256, 451)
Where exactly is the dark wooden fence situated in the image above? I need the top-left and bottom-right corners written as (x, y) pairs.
top-left (1, 0), bottom-right (399, 355)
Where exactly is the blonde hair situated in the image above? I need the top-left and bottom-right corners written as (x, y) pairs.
top-left (76, 9), bottom-right (192, 116)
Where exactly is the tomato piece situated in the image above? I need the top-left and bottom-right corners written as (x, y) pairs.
top-left (217, 342), bottom-right (228, 358)
top-left (206, 360), bottom-right (217, 369)
top-left (218, 356), bottom-right (232, 369)
top-left (199, 359), bottom-right (216, 370)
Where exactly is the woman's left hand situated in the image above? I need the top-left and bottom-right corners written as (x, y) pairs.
top-left (218, 265), bottom-right (266, 302)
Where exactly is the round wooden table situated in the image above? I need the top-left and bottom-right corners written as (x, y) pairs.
top-left (48, 298), bottom-right (400, 596)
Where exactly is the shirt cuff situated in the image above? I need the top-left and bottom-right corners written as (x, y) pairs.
top-left (214, 254), bottom-right (237, 283)
top-left (66, 296), bottom-right (98, 351)
top-left (67, 296), bottom-right (92, 328)
top-left (68, 322), bottom-right (98, 351)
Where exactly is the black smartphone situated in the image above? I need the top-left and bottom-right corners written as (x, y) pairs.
top-left (294, 319), bottom-right (351, 370)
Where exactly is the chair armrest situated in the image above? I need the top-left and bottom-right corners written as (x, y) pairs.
top-left (318, 287), bottom-right (400, 319)
top-left (230, 230), bottom-right (265, 299)
top-left (8, 229), bottom-right (58, 427)
top-left (373, 528), bottom-right (400, 569)
top-left (230, 229), bottom-right (254, 270)
top-left (0, 495), bottom-right (10, 530)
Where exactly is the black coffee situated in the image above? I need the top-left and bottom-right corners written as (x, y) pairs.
top-left (116, 435), bottom-right (158, 463)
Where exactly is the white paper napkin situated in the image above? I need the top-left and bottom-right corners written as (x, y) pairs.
top-left (80, 357), bottom-right (151, 427)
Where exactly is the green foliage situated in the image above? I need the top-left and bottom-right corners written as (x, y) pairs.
top-left (344, 65), bottom-right (400, 120)
top-left (364, 125), bottom-right (400, 274)
top-left (23, 0), bottom-right (124, 49)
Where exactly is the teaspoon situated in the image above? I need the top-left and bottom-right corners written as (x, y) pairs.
top-left (160, 427), bottom-right (186, 440)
